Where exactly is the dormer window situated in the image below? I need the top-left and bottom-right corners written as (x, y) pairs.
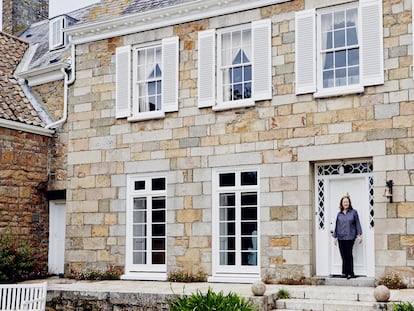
top-left (49, 16), bottom-right (65, 50)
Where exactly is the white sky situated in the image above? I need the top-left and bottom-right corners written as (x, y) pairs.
top-left (49, 0), bottom-right (100, 18)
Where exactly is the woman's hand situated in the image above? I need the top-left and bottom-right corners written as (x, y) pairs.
top-left (357, 235), bottom-right (362, 244)
top-left (333, 238), bottom-right (338, 246)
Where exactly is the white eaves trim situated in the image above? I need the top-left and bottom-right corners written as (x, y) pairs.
top-left (0, 119), bottom-right (54, 137)
top-left (66, 0), bottom-right (290, 45)
top-left (16, 63), bottom-right (68, 86)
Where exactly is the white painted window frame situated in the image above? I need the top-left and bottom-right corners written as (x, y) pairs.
top-left (115, 36), bottom-right (179, 121)
top-left (210, 167), bottom-right (261, 283)
top-left (124, 174), bottom-right (167, 280)
top-left (198, 19), bottom-right (272, 110)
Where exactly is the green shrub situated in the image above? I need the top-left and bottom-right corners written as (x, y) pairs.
top-left (0, 232), bottom-right (42, 283)
top-left (276, 288), bottom-right (290, 299)
top-left (377, 273), bottom-right (407, 289)
top-left (392, 302), bottom-right (414, 311)
top-left (167, 269), bottom-right (207, 282)
top-left (168, 287), bottom-right (257, 311)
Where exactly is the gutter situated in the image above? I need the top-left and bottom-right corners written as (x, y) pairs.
top-left (45, 42), bottom-right (76, 129)
top-left (0, 118), bottom-right (54, 137)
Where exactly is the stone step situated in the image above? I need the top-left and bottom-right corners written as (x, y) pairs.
top-left (274, 298), bottom-right (384, 311)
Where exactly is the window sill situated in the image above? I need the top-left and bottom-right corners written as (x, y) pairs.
top-left (128, 111), bottom-right (165, 122)
top-left (212, 99), bottom-right (255, 111)
top-left (314, 85), bottom-right (364, 99)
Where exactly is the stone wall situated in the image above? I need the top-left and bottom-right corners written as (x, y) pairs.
top-left (0, 127), bottom-right (50, 270)
top-left (65, 0), bottom-right (414, 281)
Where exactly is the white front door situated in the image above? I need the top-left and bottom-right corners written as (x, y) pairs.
top-left (48, 200), bottom-right (66, 275)
top-left (315, 162), bottom-right (374, 277)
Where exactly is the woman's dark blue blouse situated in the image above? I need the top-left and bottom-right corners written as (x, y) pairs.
top-left (333, 209), bottom-right (362, 240)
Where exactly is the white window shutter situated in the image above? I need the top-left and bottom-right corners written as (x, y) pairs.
top-left (360, 0), bottom-right (384, 86)
top-left (252, 19), bottom-right (272, 101)
top-left (162, 36), bottom-right (179, 112)
top-left (115, 45), bottom-right (131, 118)
top-left (49, 17), bottom-right (64, 50)
top-left (198, 29), bottom-right (216, 108)
top-left (295, 9), bottom-right (316, 94)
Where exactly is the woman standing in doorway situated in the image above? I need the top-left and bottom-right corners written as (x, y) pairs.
top-left (333, 194), bottom-right (362, 279)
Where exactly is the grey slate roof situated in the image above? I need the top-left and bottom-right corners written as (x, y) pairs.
top-left (0, 32), bottom-right (45, 126)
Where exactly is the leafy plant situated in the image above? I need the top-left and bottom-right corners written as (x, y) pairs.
top-left (392, 302), bottom-right (414, 311)
top-left (167, 269), bottom-right (207, 282)
top-left (377, 273), bottom-right (407, 289)
top-left (0, 232), bottom-right (44, 283)
top-left (276, 288), bottom-right (290, 299)
top-left (168, 287), bottom-right (257, 311)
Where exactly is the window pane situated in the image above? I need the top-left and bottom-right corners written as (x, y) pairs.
top-left (152, 224), bottom-right (165, 236)
top-left (133, 237), bottom-right (146, 250)
top-left (244, 82), bottom-right (252, 99)
top-left (346, 8), bottom-right (357, 27)
top-left (220, 252), bottom-right (235, 265)
top-left (152, 197), bottom-right (165, 209)
top-left (334, 11), bottom-right (345, 29)
top-left (241, 222), bottom-right (258, 235)
top-left (219, 193), bottom-right (235, 207)
top-left (241, 192), bottom-right (257, 206)
top-left (133, 224), bottom-right (146, 236)
top-left (348, 66), bottom-right (359, 84)
top-left (348, 48), bottom-right (359, 66)
top-left (232, 83), bottom-right (243, 100)
top-left (241, 206), bottom-right (257, 220)
top-left (152, 238), bottom-right (165, 250)
top-left (233, 67), bottom-right (242, 83)
top-left (152, 178), bottom-right (165, 190)
top-left (134, 198), bottom-right (146, 210)
top-left (335, 50), bottom-right (346, 68)
top-left (220, 222), bottom-right (235, 235)
top-left (347, 27), bottom-right (358, 46)
top-left (323, 52), bottom-right (334, 70)
top-left (133, 251), bottom-right (146, 264)
top-left (219, 207), bottom-right (235, 221)
top-left (334, 29), bottom-right (345, 48)
top-left (244, 65), bottom-right (252, 82)
top-left (241, 171), bottom-right (257, 185)
top-left (219, 173), bottom-right (235, 187)
top-left (152, 252), bottom-right (165, 264)
top-left (242, 251), bottom-right (257, 266)
top-left (152, 210), bottom-right (165, 222)
top-left (133, 211), bottom-right (146, 223)
top-left (134, 180), bottom-right (145, 190)
top-left (220, 237), bottom-right (235, 250)
top-left (323, 70), bottom-right (334, 88)
top-left (335, 68), bottom-right (346, 86)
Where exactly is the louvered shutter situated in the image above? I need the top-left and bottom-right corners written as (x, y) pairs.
top-left (252, 19), bottom-right (272, 101)
top-left (198, 29), bottom-right (216, 108)
top-left (360, 0), bottom-right (384, 86)
top-left (162, 36), bottom-right (179, 112)
top-left (295, 9), bottom-right (316, 94)
top-left (115, 46), bottom-right (131, 118)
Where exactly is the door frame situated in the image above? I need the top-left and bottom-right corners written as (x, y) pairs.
top-left (314, 161), bottom-right (375, 277)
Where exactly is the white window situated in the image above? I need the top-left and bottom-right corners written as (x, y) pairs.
top-left (116, 37), bottom-right (179, 121)
top-left (49, 16), bottom-right (65, 50)
top-left (210, 168), bottom-right (260, 283)
top-left (198, 20), bottom-right (272, 111)
top-left (125, 175), bottom-right (167, 280)
top-left (295, 0), bottom-right (384, 97)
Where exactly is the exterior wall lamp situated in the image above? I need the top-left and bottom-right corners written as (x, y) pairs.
top-left (384, 180), bottom-right (393, 203)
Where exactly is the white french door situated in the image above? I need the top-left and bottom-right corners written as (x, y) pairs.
top-left (48, 200), bottom-right (66, 275)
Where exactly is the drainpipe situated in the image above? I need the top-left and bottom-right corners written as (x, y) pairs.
top-left (46, 42), bottom-right (76, 129)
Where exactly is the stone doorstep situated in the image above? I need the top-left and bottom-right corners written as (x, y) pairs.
top-left (275, 299), bottom-right (384, 311)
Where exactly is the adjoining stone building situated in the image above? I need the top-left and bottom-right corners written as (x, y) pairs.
top-left (17, 0), bottom-right (414, 285)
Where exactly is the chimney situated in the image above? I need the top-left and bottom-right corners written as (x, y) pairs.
top-left (1, 0), bottom-right (49, 36)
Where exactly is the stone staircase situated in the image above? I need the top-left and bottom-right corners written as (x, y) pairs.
top-left (271, 278), bottom-right (388, 311)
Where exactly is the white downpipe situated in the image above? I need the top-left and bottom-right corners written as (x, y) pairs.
top-left (45, 42), bottom-right (76, 129)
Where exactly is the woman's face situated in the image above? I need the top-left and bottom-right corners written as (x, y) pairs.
top-left (342, 197), bottom-right (350, 209)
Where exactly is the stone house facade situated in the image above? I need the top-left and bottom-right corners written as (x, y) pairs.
top-left (52, 0), bottom-right (414, 284)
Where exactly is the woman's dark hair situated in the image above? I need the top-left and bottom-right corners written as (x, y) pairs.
top-left (339, 195), bottom-right (353, 211)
